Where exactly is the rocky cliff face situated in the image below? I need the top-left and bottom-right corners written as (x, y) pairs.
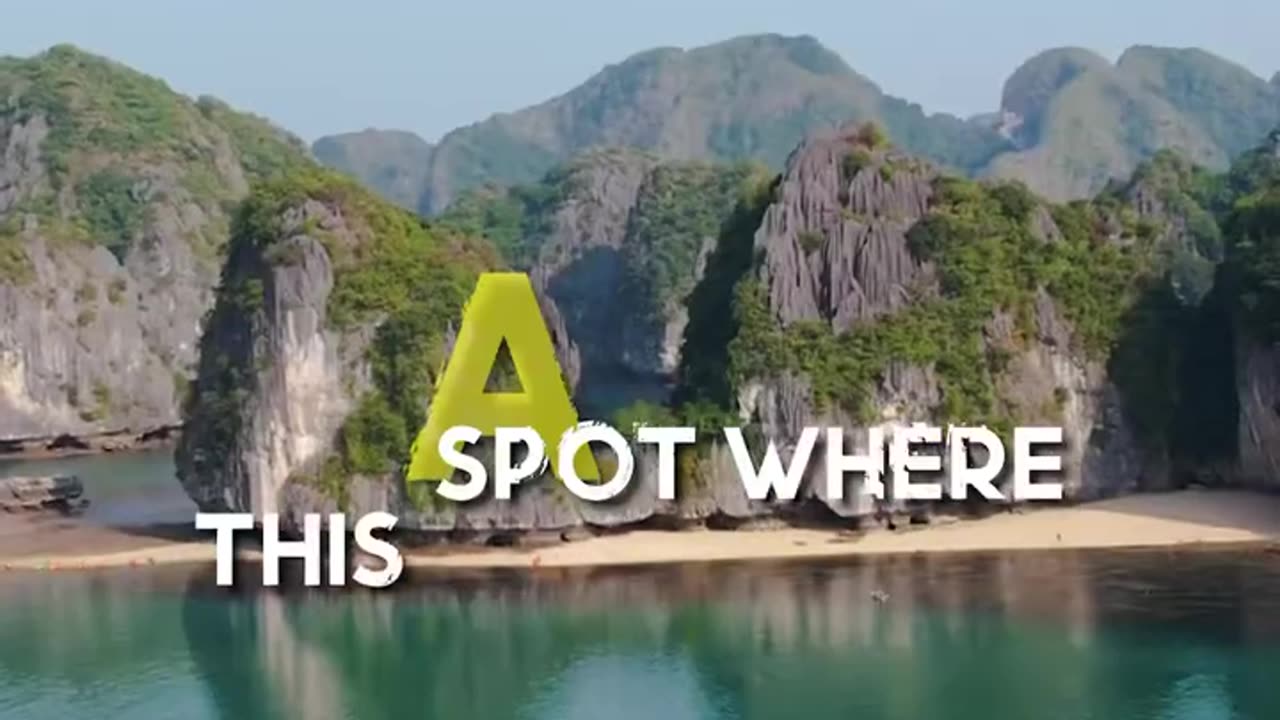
top-left (730, 125), bottom-right (1147, 510)
top-left (181, 127), bottom-right (1185, 537)
top-left (440, 149), bottom-right (762, 417)
top-left (175, 168), bottom-right (757, 533)
top-left (1235, 336), bottom-right (1280, 487)
top-left (1221, 138), bottom-right (1280, 489)
top-left (176, 197), bottom-right (364, 514)
top-left (0, 45), bottom-right (309, 441)
top-left (753, 129), bottom-right (938, 328)
top-left (522, 150), bottom-right (657, 416)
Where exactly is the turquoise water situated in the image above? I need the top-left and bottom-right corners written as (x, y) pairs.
top-left (0, 450), bottom-right (193, 526)
top-left (0, 549), bottom-right (1277, 719)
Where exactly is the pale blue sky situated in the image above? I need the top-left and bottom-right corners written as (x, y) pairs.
top-left (2, 1), bottom-right (1277, 142)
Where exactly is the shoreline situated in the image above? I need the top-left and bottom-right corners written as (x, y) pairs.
top-left (0, 490), bottom-right (1277, 574)
top-left (402, 489), bottom-right (1280, 569)
top-left (0, 428), bottom-right (179, 461)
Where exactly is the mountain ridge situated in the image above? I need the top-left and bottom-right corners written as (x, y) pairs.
top-left (319, 33), bottom-right (1012, 214)
top-left (312, 128), bottom-right (432, 211)
top-left (0, 44), bottom-right (313, 439)
top-left (315, 34), bottom-right (1280, 209)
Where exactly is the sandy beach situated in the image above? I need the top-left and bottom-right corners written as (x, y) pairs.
top-left (0, 490), bottom-right (1277, 572)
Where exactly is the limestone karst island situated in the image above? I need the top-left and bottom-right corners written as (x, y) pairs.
top-left (1, 3), bottom-right (1279, 718)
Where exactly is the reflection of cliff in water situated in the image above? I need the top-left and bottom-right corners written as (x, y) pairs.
top-left (182, 568), bottom-right (345, 720)
top-left (175, 550), bottom-right (1280, 720)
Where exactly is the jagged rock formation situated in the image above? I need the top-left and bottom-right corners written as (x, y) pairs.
top-left (754, 130), bottom-right (939, 328)
top-left (1061, 133), bottom-right (1280, 492)
top-left (726, 125), bottom-right (1150, 509)
top-left (439, 148), bottom-right (765, 417)
top-left (1235, 336), bottom-right (1280, 485)
top-left (177, 195), bottom-right (361, 515)
top-left (1219, 139), bottom-right (1280, 488)
top-left (0, 45), bottom-right (310, 440)
top-left (174, 166), bottom-right (741, 531)
top-left (519, 149), bottom-right (659, 416)
top-left (181, 125), bottom-right (1201, 536)
top-left (175, 168), bottom-right (496, 517)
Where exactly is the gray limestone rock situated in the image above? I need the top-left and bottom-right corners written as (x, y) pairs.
top-left (755, 128), bottom-right (937, 331)
top-left (179, 124), bottom-right (1182, 537)
top-left (1235, 334), bottom-right (1280, 490)
top-left (0, 101), bottom-right (292, 441)
top-left (0, 115), bottom-right (49, 216)
top-left (176, 202), bottom-right (367, 516)
top-left (738, 125), bottom-right (1148, 512)
top-left (523, 150), bottom-right (749, 417)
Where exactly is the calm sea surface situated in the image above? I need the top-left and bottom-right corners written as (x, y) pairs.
top-left (0, 449), bottom-right (193, 526)
top-left (0, 453), bottom-right (1278, 719)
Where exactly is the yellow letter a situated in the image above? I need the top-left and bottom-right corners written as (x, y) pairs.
top-left (405, 272), bottom-right (598, 482)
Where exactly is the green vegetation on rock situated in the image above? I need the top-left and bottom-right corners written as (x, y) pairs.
top-left (622, 162), bottom-right (767, 321)
top-left (311, 130), bottom-right (434, 211)
top-left (728, 177), bottom-right (1158, 429)
top-left (0, 44), bottom-right (185, 179)
top-left (0, 241), bottom-right (33, 284)
top-left (75, 169), bottom-right (146, 260)
top-left (0, 44), bottom-right (309, 264)
top-left (194, 96), bottom-right (311, 181)
top-left (675, 171), bottom-right (779, 410)
top-left (435, 159), bottom-right (584, 270)
top-left (1117, 46), bottom-right (1280, 159)
top-left (229, 169), bottom-right (498, 501)
top-left (611, 400), bottom-right (678, 432)
top-left (314, 37), bottom-right (1279, 217)
top-left (986, 45), bottom-right (1280, 201)
top-left (1225, 184), bottom-right (1280, 340)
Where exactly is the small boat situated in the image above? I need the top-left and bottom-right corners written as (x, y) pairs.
top-left (0, 475), bottom-right (89, 515)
